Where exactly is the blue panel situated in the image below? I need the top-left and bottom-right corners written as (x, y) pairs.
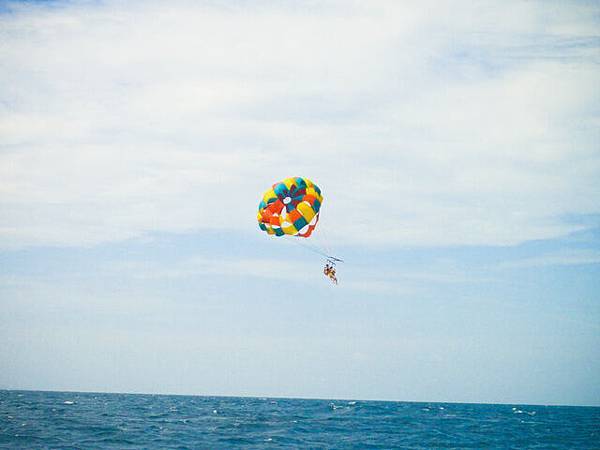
top-left (293, 217), bottom-right (308, 230)
top-left (273, 183), bottom-right (287, 196)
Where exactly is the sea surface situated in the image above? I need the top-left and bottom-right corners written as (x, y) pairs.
top-left (0, 390), bottom-right (598, 449)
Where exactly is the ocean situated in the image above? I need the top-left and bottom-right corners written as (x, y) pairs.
top-left (0, 390), bottom-right (598, 449)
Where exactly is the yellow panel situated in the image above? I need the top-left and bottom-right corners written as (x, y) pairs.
top-left (263, 188), bottom-right (276, 203)
top-left (297, 201), bottom-right (316, 222)
top-left (281, 220), bottom-right (296, 235)
top-left (281, 177), bottom-right (294, 189)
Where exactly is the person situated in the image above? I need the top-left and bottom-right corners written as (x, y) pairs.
top-left (323, 262), bottom-right (338, 284)
top-left (329, 267), bottom-right (338, 285)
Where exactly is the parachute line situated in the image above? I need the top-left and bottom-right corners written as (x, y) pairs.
top-left (284, 235), bottom-right (330, 258)
top-left (284, 236), bottom-right (343, 263)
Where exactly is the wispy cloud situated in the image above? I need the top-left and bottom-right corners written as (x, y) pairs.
top-left (1, 0), bottom-right (598, 249)
top-left (102, 256), bottom-right (317, 283)
top-left (497, 249), bottom-right (600, 269)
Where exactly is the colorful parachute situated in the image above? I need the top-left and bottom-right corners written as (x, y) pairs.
top-left (257, 177), bottom-right (322, 238)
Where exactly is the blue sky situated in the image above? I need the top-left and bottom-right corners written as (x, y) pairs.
top-left (0, 0), bottom-right (599, 406)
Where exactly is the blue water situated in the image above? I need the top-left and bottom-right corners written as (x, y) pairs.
top-left (0, 390), bottom-right (598, 449)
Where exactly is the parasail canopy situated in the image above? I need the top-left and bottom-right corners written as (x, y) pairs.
top-left (257, 177), bottom-right (322, 238)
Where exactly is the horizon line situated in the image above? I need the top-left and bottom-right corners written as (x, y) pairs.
top-left (2, 387), bottom-right (598, 409)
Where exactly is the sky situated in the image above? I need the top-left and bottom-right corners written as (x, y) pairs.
top-left (0, 0), bottom-right (599, 406)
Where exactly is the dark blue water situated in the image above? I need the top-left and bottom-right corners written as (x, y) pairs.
top-left (1, 390), bottom-right (598, 449)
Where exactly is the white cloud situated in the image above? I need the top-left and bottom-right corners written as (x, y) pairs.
top-left (101, 256), bottom-right (318, 283)
top-left (497, 249), bottom-right (600, 269)
top-left (0, 0), bottom-right (598, 249)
